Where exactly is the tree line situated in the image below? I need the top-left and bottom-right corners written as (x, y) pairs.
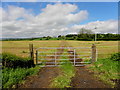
top-left (2, 28), bottom-right (120, 41)
top-left (2, 33), bottom-right (119, 41)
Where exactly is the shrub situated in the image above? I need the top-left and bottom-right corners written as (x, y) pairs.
top-left (2, 53), bottom-right (35, 68)
top-left (110, 52), bottom-right (120, 61)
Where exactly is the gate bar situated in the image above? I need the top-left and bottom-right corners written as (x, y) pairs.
top-left (40, 64), bottom-right (86, 67)
top-left (55, 52), bottom-right (57, 65)
top-left (38, 58), bottom-right (91, 60)
top-left (38, 55), bottom-right (91, 56)
top-left (36, 47), bottom-right (91, 50)
top-left (38, 52), bottom-right (91, 53)
top-left (37, 62), bottom-right (91, 64)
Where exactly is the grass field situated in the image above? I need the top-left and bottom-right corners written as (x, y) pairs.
top-left (1, 41), bottom-right (61, 57)
top-left (1, 40), bottom-right (119, 88)
top-left (67, 41), bottom-right (118, 58)
top-left (2, 40), bottom-right (118, 59)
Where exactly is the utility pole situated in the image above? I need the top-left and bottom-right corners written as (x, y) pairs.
top-left (94, 27), bottom-right (97, 42)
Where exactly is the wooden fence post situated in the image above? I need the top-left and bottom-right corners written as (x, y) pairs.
top-left (29, 44), bottom-right (34, 64)
top-left (91, 44), bottom-right (97, 63)
top-left (36, 50), bottom-right (38, 65)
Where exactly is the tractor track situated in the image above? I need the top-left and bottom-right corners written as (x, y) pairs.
top-left (18, 41), bottom-right (65, 88)
top-left (64, 41), bottom-right (111, 88)
top-left (18, 41), bottom-right (111, 88)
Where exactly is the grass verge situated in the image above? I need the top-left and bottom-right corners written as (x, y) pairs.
top-left (2, 53), bottom-right (42, 88)
top-left (50, 61), bottom-right (75, 88)
top-left (2, 66), bottom-right (41, 88)
top-left (89, 53), bottom-right (119, 87)
top-left (50, 50), bottom-right (75, 88)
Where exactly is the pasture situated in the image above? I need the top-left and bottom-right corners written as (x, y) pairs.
top-left (1, 40), bottom-right (119, 88)
top-left (2, 40), bottom-right (118, 59)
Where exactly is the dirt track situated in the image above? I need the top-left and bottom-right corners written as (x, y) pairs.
top-left (18, 41), bottom-right (111, 88)
top-left (70, 67), bottom-right (110, 88)
top-left (19, 67), bottom-right (61, 88)
top-left (18, 67), bottom-right (111, 88)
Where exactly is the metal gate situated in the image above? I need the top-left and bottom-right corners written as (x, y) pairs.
top-left (35, 44), bottom-right (97, 67)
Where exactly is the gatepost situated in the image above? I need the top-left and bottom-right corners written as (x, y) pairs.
top-left (29, 44), bottom-right (35, 65)
top-left (91, 44), bottom-right (97, 63)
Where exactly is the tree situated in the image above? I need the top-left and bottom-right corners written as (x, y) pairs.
top-left (46, 36), bottom-right (51, 40)
top-left (79, 28), bottom-right (94, 34)
top-left (77, 28), bottom-right (94, 41)
top-left (58, 35), bottom-right (61, 38)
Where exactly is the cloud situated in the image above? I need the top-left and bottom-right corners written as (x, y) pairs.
top-left (1, 3), bottom-right (89, 38)
top-left (1, 3), bottom-right (118, 38)
top-left (71, 20), bottom-right (118, 34)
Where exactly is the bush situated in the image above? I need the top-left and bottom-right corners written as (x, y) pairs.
top-left (2, 53), bottom-right (41, 88)
top-left (2, 53), bottom-right (35, 68)
top-left (110, 52), bottom-right (120, 61)
top-left (2, 66), bottom-right (40, 88)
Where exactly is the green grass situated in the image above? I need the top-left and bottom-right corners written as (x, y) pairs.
top-left (2, 53), bottom-right (42, 88)
top-left (89, 53), bottom-right (119, 87)
top-left (50, 52), bottom-right (75, 88)
top-left (50, 62), bottom-right (75, 88)
top-left (2, 65), bottom-right (41, 88)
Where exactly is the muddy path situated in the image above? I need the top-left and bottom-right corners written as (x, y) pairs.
top-left (18, 41), bottom-right (111, 88)
top-left (19, 67), bottom-right (61, 88)
top-left (70, 67), bottom-right (111, 88)
top-left (18, 41), bottom-right (65, 88)
top-left (65, 41), bottom-right (111, 88)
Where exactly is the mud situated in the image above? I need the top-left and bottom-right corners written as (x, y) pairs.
top-left (18, 67), bottom-right (61, 88)
top-left (70, 67), bottom-right (111, 88)
top-left (18, 42), bottom-right (65, 88)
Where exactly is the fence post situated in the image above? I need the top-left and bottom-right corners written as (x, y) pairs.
top-left (36, 50), bottom-right (38, 64)
top-left (91, 44), bottom-right (97, 63)
top-left (29, 44), bottom-right (34, 64)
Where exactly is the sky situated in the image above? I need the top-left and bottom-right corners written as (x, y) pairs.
top-left (1, 2), bottom-right (118, 38)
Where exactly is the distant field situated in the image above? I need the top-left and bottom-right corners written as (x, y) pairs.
top-left (1, 40), bottom-right (118, 58)
top-left (67, 41), bottom-right (118, 58)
